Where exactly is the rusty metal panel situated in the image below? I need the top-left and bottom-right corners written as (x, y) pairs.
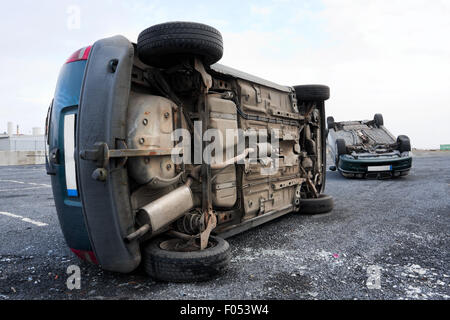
top-left (126, 92), bottom-right (177, 186)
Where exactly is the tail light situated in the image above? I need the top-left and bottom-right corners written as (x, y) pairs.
top-left (65, 45), bottom-right (92, 64)
top-left (70, 248), bottom-right (98, 264)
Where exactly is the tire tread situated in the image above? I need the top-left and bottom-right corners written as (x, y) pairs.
top-left (137, 22), bottom-right (223, 67)
top-left (143, 236), bottom-right (231, 282)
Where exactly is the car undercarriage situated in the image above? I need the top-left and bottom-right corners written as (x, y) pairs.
top-left (49, 22), bottom-right (333, 281)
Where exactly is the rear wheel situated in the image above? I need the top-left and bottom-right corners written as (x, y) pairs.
top-left (299, 194), bottom-right (334, 215)
top-left (397, 135), bottom-right (411, 152)
top-left (137, 21), bottom-right (224, 68)
top-left (374, 113), bottom-right (384, 127)
top-left (143, 236), bottom-right (231, 282)
top-left (327, 116), bottom-right (335, 129)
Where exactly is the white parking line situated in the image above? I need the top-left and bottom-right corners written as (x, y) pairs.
top-left (0, 168), bottom-right (43, 172)
top-left (0, 179), bottom-right (51, 187)
top-left (0, 179), bottom-right (51, 192)
top-left (0, 211), bottom-right (48, 227)
top-left (0, 186), bottom-right (51, 192)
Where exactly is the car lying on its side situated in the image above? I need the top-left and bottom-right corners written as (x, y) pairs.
top-left (46, 21), bottom-right (333, 282)
top-left (327, 114), bottom-right (412, 179)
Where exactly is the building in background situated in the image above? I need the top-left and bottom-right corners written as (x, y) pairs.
top-left (7, 121), bottom-right (14, 135)
top-left (0, 121), bottom-right (45, 152)
top-left (0, 133), bottom-right (45, 151)
top-left (0, 122), bottom-right (45, 165)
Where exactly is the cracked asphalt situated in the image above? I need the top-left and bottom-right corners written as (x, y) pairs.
top-left (0, 150), bottom-right (449, 300)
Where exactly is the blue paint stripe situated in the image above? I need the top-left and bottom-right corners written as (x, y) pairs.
top-left (67, 189), bottom-right (78, 197)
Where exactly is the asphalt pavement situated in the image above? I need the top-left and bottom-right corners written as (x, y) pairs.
top-left (0, 151), bottom-right (449, 300)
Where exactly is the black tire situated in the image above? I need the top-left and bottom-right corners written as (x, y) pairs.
top-left (397, 135), bottom-right (411, 152)
top-left (374, 113), bottom-right (384, 127)
top-left (299, 194), bottom-right (334, 215)
top-left (327, 116), bottom-right (335, 129)
top-left (143, 236), bottom-right (231, 282)
top-left (336, 138), bottom-right (347, 157)
top-left (293, 85), bottom-right (330, 101)
top-left (137, 21), bottom-right (223, 68)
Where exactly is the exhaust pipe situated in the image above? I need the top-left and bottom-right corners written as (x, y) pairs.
top-left (135, 179), bottom-right (197, 235)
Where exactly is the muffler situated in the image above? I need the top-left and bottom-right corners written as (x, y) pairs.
top-left (133, 179), bottom-right (197, 238)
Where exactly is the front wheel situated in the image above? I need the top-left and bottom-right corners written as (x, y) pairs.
top-left (143, 236), bottom-right (231, 282)
top-left (335, 139), bottom-right (347, 165)
top-left (397, 135), bottom-right (411, 152)
top-left (293, 85), bottom-right (330, 101)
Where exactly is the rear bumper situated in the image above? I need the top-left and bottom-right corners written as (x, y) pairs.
top-left (338, 155), bottom-right (412, 179)
top-left (76, 35), bottom-right (141, 273)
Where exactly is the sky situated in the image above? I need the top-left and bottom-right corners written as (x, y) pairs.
top-left (0, 0), bottom-right (449, 149)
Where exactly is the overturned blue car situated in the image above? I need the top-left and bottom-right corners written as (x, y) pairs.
top-left (45, 21), bottom-right (333, 282)
top-left (327, 114), bottom-right (412, 179)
